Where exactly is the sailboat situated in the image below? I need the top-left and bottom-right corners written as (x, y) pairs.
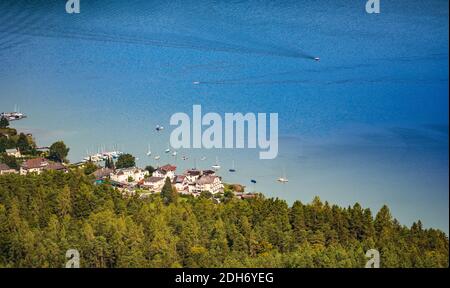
top-left (212, 157), bottom-right (221, 170)
top-left (146, 144), bottom-right (152, 156)
top-left (277, 167), bottom-right (289, 183)
top-left (1, 104), bottom-right (27, 121)
top-left (164, 143), bottom-right (170, 154)
top-left (83, 149), bottom-right (91, 162)
top-left (229, 160), bottom-right (236, 172)
top-left (193, 158), bottom-right (198, 170)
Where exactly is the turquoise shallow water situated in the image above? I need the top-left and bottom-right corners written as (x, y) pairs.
top-left (0, 0), bottom-right (448, 232)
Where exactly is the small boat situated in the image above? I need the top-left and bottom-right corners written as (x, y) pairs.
top-left (154, 155), bottom-right (161, 160)
top-left (212, 157), bottom-right (221, 170)
top-left (1, 105), bottom-right (27, 121)
top-left (164, 143), bottom-right (171, 154)
top-left (193, 81), bottom-right (200, 85)
top-left (111, 150), bottom-right (122, 159)
top-left (314, 57), bottom-right (320, 62)
top-left (229, 160), bottom-right (236, 172)
top-left (172, 151), bottom-right (177, 156)
top-left (277, 168), bottom-right (289, 183)
top-left (250, 179), bottom-right (257, 192)
top-left (200, 156), bottom-right (207, 161)
top-left (0, 112), bottom-right (27, 121)
top-left (156, 125), bottom-right (164, 132)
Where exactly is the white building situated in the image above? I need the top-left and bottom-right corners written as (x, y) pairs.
top-left (0, 163), bottom-right (17, 175)
top-left (152, 164), bottom-right (176, 181)
top-left (19, 158), bottom-right (69, 175)
top-left (110, 167), bottom-right (149, 184)
top-left (173, 175), bottom-right (189, 194)
top-left (184, 169), bottom-right (202, 184)
top-left (5, 148), bottom-right (21, 158)
top-left (179, 169), bottom-right (223, 195)
top-left (92, 167), bottom-right (114, 179)
top-left (44, 162), bottom-right (69, 173)
top-left (20, 158), bottom-right (49, 175)
top-left (142, 176), bottom-right (166, 193)
top-left (195, 175), bottom-right (224, 194)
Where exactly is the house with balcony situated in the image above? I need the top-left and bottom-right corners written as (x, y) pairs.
top-left (173, 175), bottom-right (189, 194)
top-left (5, 148), bottom-right (21, 158)
top-left (20, 158), bottom-right (50, 175)
top-left (152, 164), bottom-right (176, 181)
top-left (92, 167), bottom-right (114, 180)
top-left (44, 162), bottom-right (69, 173)
top-left (194, 175), bottom-right (224, 194)
top-left (110, 167), bottom-right (149, 184)
top-left (184, 169), bottom-right (202, 184)
top-left (142, 176), bottom-right (165, 193)
top-left (0, 163), bottom-right (17, 175)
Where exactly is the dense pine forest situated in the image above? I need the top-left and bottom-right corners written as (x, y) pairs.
top-left (0, 171), bottom-right (448, 268)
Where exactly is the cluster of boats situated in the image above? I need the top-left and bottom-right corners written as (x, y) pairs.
top-left (83, 122), bottom-right (289, 184)
top-left (147, 145), bottom-right (289, 183)
top-left (0, 112), bottom-right (27, 121)
top-left (83, 150), bottom-right (123, 162)
top-left (1, 105), bottom-right (27, 122)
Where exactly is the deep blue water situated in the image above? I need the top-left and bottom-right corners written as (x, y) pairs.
top-left (0, 0), bottom-right (448, 232)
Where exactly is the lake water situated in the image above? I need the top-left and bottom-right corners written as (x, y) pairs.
top-left (0, 0), bottom-right (448, 232)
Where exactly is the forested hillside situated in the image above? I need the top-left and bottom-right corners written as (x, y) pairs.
top-left (0, 171), bottom-right (448, 268)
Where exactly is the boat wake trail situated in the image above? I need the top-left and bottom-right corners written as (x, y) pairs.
top-left (4, 25), bottom-right (314, 60)
top-left (0, 1), bottom-right (315, 60)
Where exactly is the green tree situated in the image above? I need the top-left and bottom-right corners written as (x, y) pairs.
top-left (0, 137), bottom-right (7, 153)
top-left (148, 214), bottom-right (180, 267)
top-left (49, 141), bottom-right (70, 163)
top-left (105, 157), bottom-right (115, 169)
top-left (56, 186), bottom-right (72, 217)
top-left (290, 201), bottom-right (307, 244)
top-left (200, 191), bottom-right (213, 199)
top-left (0, 117), bottom-right (8, 128)
top-left (0, 171), bottom-right (448, 268)
top-left (0, 154), bottom-right (19, 169)
top-left (145, 165), bottom-right (155, 174)
top-left (209, 219), bottom-right (230, 265)
top-left (375, 205), bottom-right (394, 243)
top-left (115, 154), bottom-right (135, 169)
top-left (84, 161), bottom-right (98, 175)
top-left (161, 177), bottom-right (177, 205)
top-left (17, 133), bottom-right (31, 154)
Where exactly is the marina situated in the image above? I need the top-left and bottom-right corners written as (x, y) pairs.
top-left (1, 105), bottom-right (27, 121)
top-left (83, 149), bottom-right (124, 163)
top-left (1, 112), bottom-right (27, 121)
